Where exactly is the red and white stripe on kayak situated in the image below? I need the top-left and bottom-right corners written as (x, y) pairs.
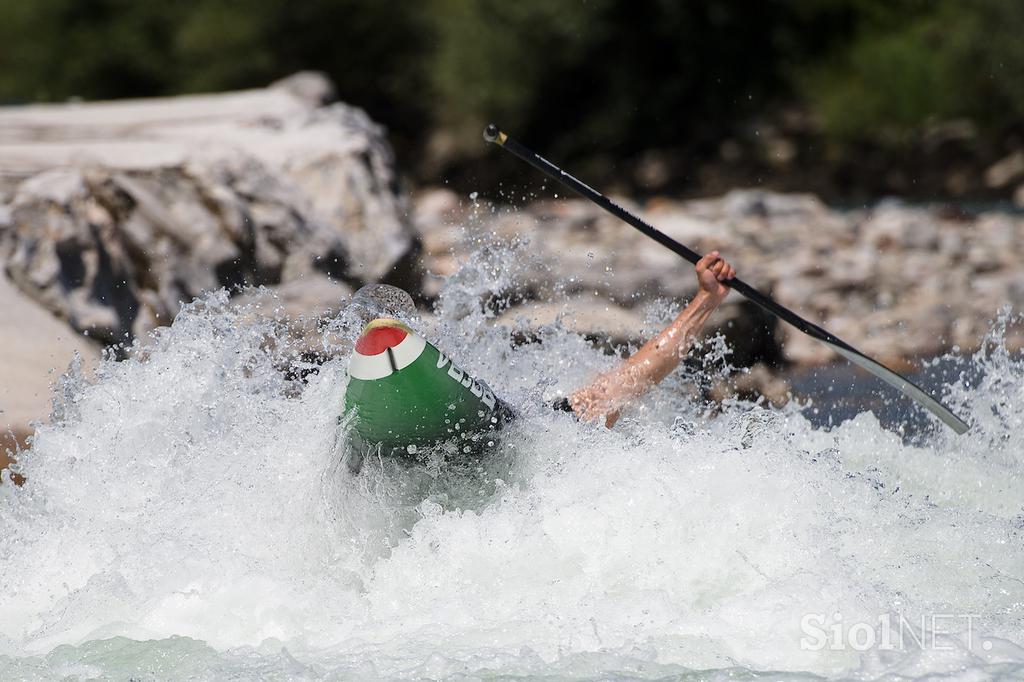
top-left (348, 318), bottom-right (427, 381)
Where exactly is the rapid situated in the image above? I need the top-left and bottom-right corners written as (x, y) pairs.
top-left (1, 242), bottom-right (1023, 681)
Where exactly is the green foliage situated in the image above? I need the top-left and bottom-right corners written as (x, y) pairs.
top-left (174, 1), bottom-right (277, 93)
top-left (426, 0), bottom-right (811, 162)
top-left (428, 0), bottom-right (610, 139)
top-left (803, 17), bottom-right (962, 140)
top-left (800, 0), bottom-right (1024, 141)
top-left (0, 0), bottom-right (1021, 165)
top-left (0, 0), bottom-right (180, 101)
top-left (954, 0), bottom-right (1024, 124)
top-left (0, 0), bottom-right (432, 147)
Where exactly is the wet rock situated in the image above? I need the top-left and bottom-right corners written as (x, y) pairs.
top-left (232, 272), bottom-right (353, 322)
top-left (860, 202), bottom-right (939, 251)
top-left (0, 75), bottom-right (414, 346)
top-left (778, 323), bottom-right (836, 366)
top-left (969, 214), bottom-right (1019, 270)
top-left (412, 188), bottom-right (463, 233)
top-left (414, 189), bottom-right (1023, 371)
top-left (772, 276), bottom-right (821, 313)
top-left (826, 249), bottom-right (874, 288)
top-left (710, 363), bottom-right (791, 407)
top-left (229, 272), bottom-right (353, 354)
top-left (270, 70), bottom-right (337, 106)
top-left (495, 295), bottom-right (650, 348)
top-left (984, 150), bottom-right (1024, 189)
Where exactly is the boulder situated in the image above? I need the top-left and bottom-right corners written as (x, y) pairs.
top-left (495, 294), bottom-right (651, 349)
top-left (984, 150), bottom-right (1024, 189)
top-left (709, 362), bottom-right (791, 407)
top-left (229, 273), bottom-right (354, 359)
top-left (859, 202), bottom-right (939, 251)
top-left (0, 73), bottom-right (416, 346)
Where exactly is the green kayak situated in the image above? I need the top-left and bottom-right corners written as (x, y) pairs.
top-left (344, 318), bottom-right (512, 464)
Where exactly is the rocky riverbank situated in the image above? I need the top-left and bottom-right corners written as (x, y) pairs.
top-left (0, 73), bottom-right (414, 467)
top-left (412, 187), bottom-right (1024, 370)
top-left (2, 74), bottom-right (1022, 473)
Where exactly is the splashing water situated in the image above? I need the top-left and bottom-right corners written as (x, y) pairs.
top-left (1, 244), bottom-right (1023, 681)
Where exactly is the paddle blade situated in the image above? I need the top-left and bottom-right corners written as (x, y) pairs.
top-left (827, 343), bottom-right (969, 434)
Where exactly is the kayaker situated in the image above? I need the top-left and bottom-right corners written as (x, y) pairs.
top-left (343, 250), bottom-right (735, 466)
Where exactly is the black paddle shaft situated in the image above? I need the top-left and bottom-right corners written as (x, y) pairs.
top-left (484, 124), bottom-right (970, 434)
top-left (487, 126), bottom-right (852, 351)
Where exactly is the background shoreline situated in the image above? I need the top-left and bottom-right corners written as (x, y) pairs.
top-left (2, 77), bottom-right (1021, 480)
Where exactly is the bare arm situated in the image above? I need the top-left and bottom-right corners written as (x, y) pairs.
top-left (569, 251), bottom-right (736, 427)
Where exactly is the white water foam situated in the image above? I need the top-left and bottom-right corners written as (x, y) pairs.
top-left (1, 245), bottom-right (1023, 680)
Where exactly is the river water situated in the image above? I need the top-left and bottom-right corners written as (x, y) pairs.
top-left (1, 246), bottom-right (1022, 680)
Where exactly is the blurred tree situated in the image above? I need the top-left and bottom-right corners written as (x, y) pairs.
top-left (955, 0), bottom-right (1024, 127)
top-left (0, 0), bottom-right (179, 101)
top-left (426, 0), bottom-right (809, 166)
top-left (0, 0), bottom-right (1021, 192)
top-left (174, 1), bottom-right (277, 93)
top-left (800, 0), bottom-right (1024, 142)
top-left (0, 0), bottom-right (433, 152)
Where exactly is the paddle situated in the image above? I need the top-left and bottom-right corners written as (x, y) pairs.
top-left (483, 124), bottom-right (969, 434)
